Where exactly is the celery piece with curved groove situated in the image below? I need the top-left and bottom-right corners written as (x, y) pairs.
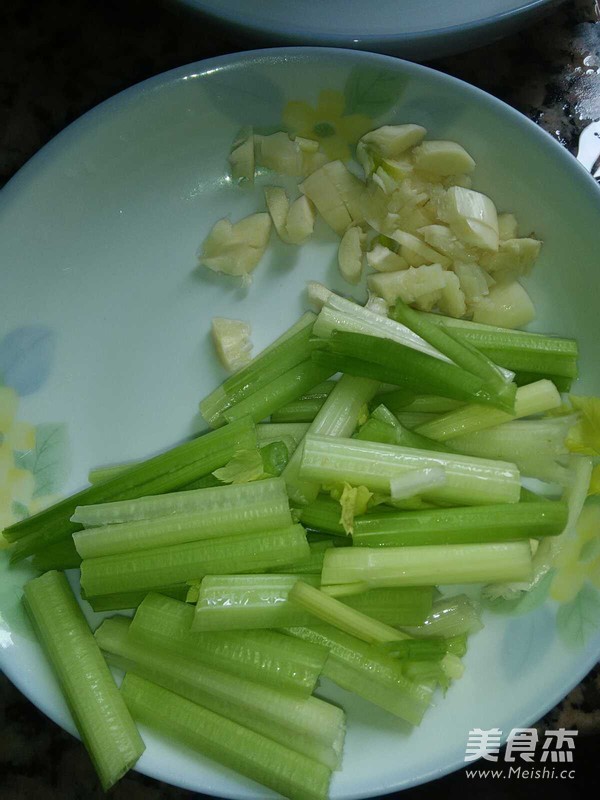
top-left (321, 541), bottom-right (532, 589)
top-left (352, 502), bottom-right (568, 547)
top-left (257, 422), bottom-right (311, 450)
top-left (298, 495), bottom-right (349, 536)
top-left (283, 624), bottom-right (432, 725)
top-left (84, 584), bottom-right (188, 612)
top-left (222, 359), bottom-right (333, 425)
top-left (73, 479), bottom-right (292, 558)
top-left (96, 617), bottom-right (344, 771)
top-left (200, 311), bottom-right (317, 427)
top-left (129, 594), bottom-right (328, 696)
top-left (299, 434), bottom-right (521, 506)
top-left (73, 477), bottom-right (287, 528)
top-left (414, 379), bottom-right (562, 442)
top-left (392, 299), bottom-right (514, 399)
top-left (5, 415), bottom-right (257, 560)
top-left (312, 332), bottom-right (491, 405)
top-left (121, 674), bottom-right (332, 800)
top-left (271, 397), bottom-right (327, 423)
top-left (24, 572), bottom-right (144, 790)
top-left (193, 575), bottom-right (433, 631)
top-left (80, 524), bottom-right (309, 598)
top-left (370, 404), bottom-right (452, 453)
top-left (288, 580), bottom-right (409, 644)
top-left (283, 374), bottom-right (380, 506)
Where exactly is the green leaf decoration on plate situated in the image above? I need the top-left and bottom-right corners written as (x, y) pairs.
top-left (15, 422), bottom-right (69, 497)
top-left (343, 67), bottom-right (406, 118)
top-left (481, 569), bottom-right (554, 616)
top-left (556, 583), bottom-right (600, 647)
top-left (0, 550), bottom-right (39, 640)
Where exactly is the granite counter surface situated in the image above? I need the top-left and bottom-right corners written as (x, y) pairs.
top-left (1, 0), bottom-right (599, 797)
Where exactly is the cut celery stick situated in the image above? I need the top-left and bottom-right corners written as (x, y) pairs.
top-left (266, 539), bottom-right (335, 575)
top-left (271, 397), bottom-right (326, 423)
top-left (96, 617), bottom-right (344, 770)
top-left (298, 495), bottom-right (349, 536)
top-left (371, 387), bottom-right (415, 412)
top-left (193, 576), bottom-right (433, 631)
top-left (313, 332), bottom-right (494, 405)
top-left (72, 477), bottom-right (288, 527)
top-left (389, 467), bottom-right (447, 502)
top-left (24, 572), bottom-right (144, 790)
top-left (355, 417), bottom-right (399, 445)
top-left (392, 299), bottom-right (514, 396)
top-left (396, 411), bottom-right (440, 429)
top-left (257, 422), bottom-right (310, 450)
top-left (259, 440), bottom-right (289, 476)
top-left (128, 593), bottom-right (327, 695)
top-left (419, 311), bottom-right (578, 379)
top-left (80, 524), bottom-right (310, 597)
top-left (6, 415), bottom-right (257, 561)
top-left (223, 359), bottom-right (333, 425)
top-left (300, 434), bottom-right (521, 506)
top-left (73, 481), bottom-right (293, 558)
top-left (352, 501), bottom-right (568, 547)
top-left (121, 674), bottom-right (332, 800)
top-left (321, 541), bottom-right (532, 588)
top-left (283, 374), bottom-right (380, 506)
top-left (89, 462), bottom-right (137, 485)
top-left (283, 624), bottom-right (432, 725)
top-left (84, 584), bottom-right (188, 612)
top-left (402, 396), bottom-right (464, 413)
top-left (401, 594), bottom-right (482, 638)
top-left (299, 380), bottom-right (337, 400)
top-left (370, 404), bottom-right (452, 453)
top-left (514, 371), bottom-right (573, 393)
top-left (379, 637), bottom-right (447, 662)
top-left (289, 581), bottom-right (408, 644)
top-left (200, 311), bottom-right (316, 427)
top-left (30, 538), bottom-right (82, 571)
top-left (414, 379), bottom-right (562, 442)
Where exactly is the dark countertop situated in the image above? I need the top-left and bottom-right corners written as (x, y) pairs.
top-left (1, 0), bottom-right (599, 798)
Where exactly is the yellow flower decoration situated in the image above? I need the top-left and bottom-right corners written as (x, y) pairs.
top-left (283, 90), bottom-right (372, 162)
top-left (550, 504), bottom-right (600, 603)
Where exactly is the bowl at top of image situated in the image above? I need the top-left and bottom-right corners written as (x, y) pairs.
top-left (0, 47), bottom-right (599, 799)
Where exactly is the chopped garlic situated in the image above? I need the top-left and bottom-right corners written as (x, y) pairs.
top-left (338, 226), bottom-right (365, 285)
top-left (366, 243), bottom-right (409, 273)
top-left (364, 293), bottom-right (388, 317)
top-left (498, 212), bottom-right (518, 240)
top-left (453, 262), bottom-right (491, 304)
top-left (439, 271), bottom-right (467, 318)
top-left (368, 263), bottom-right (447, 307)
top-left (480, 238), bottom-right (542, 277)
top-left (211, 318), bottom-right (253, 373)
top-left (412, 141), bottom-right (475, 176)
top-left (360, 124), bottom-right (427, 158)
top-left (255, 132), bottom-right (303, 176)
top-left (286, 196), bottom-right (316, 244)
top-left (471, 281), bottom-right (535, 328)
top-left (391, 230), bottom-right (451, 268)
top-left (445, 186), bottom-right (499, 251)
top-left (300, 166), bottom-right (353, 235)
top-left (264, 186), bottom-right (290, 242)
top-left (200, 213), bottom-right (271, 277)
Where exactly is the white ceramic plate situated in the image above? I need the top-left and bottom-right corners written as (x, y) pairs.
top-left (177, 0), bottom-right (565, 59)
top-left (1, 48), bottom-right (599, 799)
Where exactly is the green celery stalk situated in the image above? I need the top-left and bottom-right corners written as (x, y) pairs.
top-left (396, 412), bottom-right (440, 429)
top-left (200, 311), bottom-right (317, 427)
top-left (313, 332), bottom-right (497, 406)
top-left (352, 502), bottom-right (568, 547)
top-left (128, 593), bottom-right (327, 696)
top-left (96, 617), bottom-right (344, 770)
top-left (73, 479), bottom-right (293, 558)
top-left (80, 524), bottom-right (310, 598)
top-left (419, 311), bottom-right (578, 379)
top-left (283, 624), bottom-right (432, 726)
top-left (30, 538), bottom-right (82, 571)
top-left (379, 637), bottom-right (447, 661)
top-left (88, 462), bottom-right (137, 485)
top-left (121, 674), bottom-right (332, 800)
top-left (256, 422), bottom-right (310, 450)
top-left (298, 495), bottom-right (348, 536)
top-left (265, 539), bottom-right (335, 575)
top-left (446, 633), bottom-right (469, 657)
top-left (414, 379), bottom-right (562, 442)
top-left (321, 541), bottom-right (533, 588)
top-left (5, 415), bottom-right (257, 560)
top-left (283, 374), bottom-right (380, 506)
top-left (399, 396), bottom-right (464, 414)
top-left (392, 299), bottom-right (514, 402)
top-left (371, 387), bottom-right (415, 412)
top-left (355, 417), bottom-right (399, 445)
top-left (271, 397), bottom-right (326, 423)
top-left (258, 440), bottom-right (289, 476)
top-left (288, 581), bottom-right (409, 644)
top-left (73, 476), bottom-right (287, 527)
top-left (299, 380), bottom-right (337, 400)
top-left (84, 584), bottom-right (188, 612)
top-left (371, 404), bottom-right (452, 452)
top-left (299, 434), bottom-right (521, 506)
top-left (222, 360), bottom-right (333, 425)
top-left (24, 572), bottom-right (144, 790)
top-left (193, 576), bottom-right (433, 631)
top-left (401, 594), bottom-right (482, 638)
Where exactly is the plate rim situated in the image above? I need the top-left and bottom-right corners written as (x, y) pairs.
top-left (2, 44), bottom-right (600, 799)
